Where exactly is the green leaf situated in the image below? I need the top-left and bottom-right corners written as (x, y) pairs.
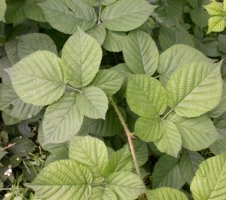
top-left (90, 69), bottom-right (123, 96)
top-left (122, 30), bottom-right (159, 75)
top-left (101, 0), bottom-right (117, 6)
top-left (166, 61), bottom-right (222, 117)
top-left (87, 24), bottom-right (106, 45)
top-left (179, 151), bottom-right (204, 184)
top-left (104, 145), bottom-right (132, 175)
top-left (103, 30), bottom-right (125, 52)
top-left (23, 0), bottom-right (46, 22)
top-left (190, 8), bottom-right (209, 29)
top-left (6, 51), bottom-right (65, 106)
top-left (152, 155), bottom-right (185, 189)
top-left (105, 172), bottom-right (145, 199)
top-left (169, 114), bottom-right (219, 151)
top-left (154, 121), bottom-right (182, 158)
top-left (159, 24), bottom-right (195, 51)
top-left (204, 1), bottom-right (225, 16)
top-left (42, 94), bottom-right (84, 144)
top-left (126, 74), bottom-right (167, 118)
top-left (210, 118), bottom-right (226, 155)
top-left (2, 111), bottom-right (21, 125)
top-left (134, 117), bottom-right (163, 142)
top-left (29, 160), bottom-right (93, 200)
top-left (17, 33), bottom-right (57, 59)
top-left (69, 136), bottom-right (108, 178)
top-left (0, 0), bottom-right (6, 22)
top-left (39, 0), bottom-right (96, 34)
top-left (77, 86), bottom-right (108, 119)
top-left (207, 16), bottom-right (226, 33)
top-left (133, 140), bottom-right (148, 167)
top-left (210, 81), bottom-right (226, 118)
top-left (5, 0), bottom-right (26, 24)
top-left (191, 152), bottom-right (226, 200)
top-left (61, 28), bottom-right (102, 87)
top-left (146, 187), bottom-right (188, 200)
top-left (101, 0), bottom-right (154, 31)
top-left (90, 187), bottom-right (118, 200)
top-left (158, 44), bottom-right (213, 85)
top-left (78, 107), bottom-right (122, 137)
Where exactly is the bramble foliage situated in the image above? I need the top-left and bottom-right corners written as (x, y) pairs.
top-left (0, 0), bottom-right (226, 199)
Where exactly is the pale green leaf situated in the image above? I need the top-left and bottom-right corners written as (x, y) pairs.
top-left (210, 81), bottom-right (226, 118)
top-left (166, 61), bottom-right (222, 117)
top-left (179, 151), bottom-right (204, 184)
top-left (126, 74), bottom-right (167, 118)
top-left (152, 155), bottom-right (185, 189)
top-left (169, 114), bottom-right (219, 151)
top-left (39, 0), bottom-right (96, 34)
top-left (146, 187), bottom-right (188, 200)
top-left (101, 0), bottom-right (117, 6)
top-left (122, 30), bottom-right (159, 75)
top-left (61, 28), bottom-right (102, 87)
top-left (112, 63), bottom-right (133, 81)
top-left (77, 86), bottom-right (108, 119)
top-left (0, 0), bottom-right (6, 22)
top-left (103, 30), bottom-right (125, 52)
top-left (210, 119), bottom-right (226, 155)
top-left (207, 16), bottom-right (226, 33)
top-left (5, 0), bottom-right (26, 24)
top-left (6, 51), bottom-right (65, 106)
top-left (104, 145), bottom-right (132, 175)
top-left (78, 107), bottom-right (122, 137)
top-left (106, 172), bottom-right (145, 199)
top-left (210, 130), bottom-right (226, 155)
top-left (90, 69), bottom-right (123, 96)
top-left (29, 160), bottom-right (93, 200)
top-left (101, 0), bottom-right (153, 31)
top-left (134, 117), bottom-right (163, 142)
top-left (154, 121), bottom-right (182, 158)
top-left (158, 44), bottom-right (213, 85)
top-left (69, 136), bottom-right (108, 177)
top-left (90, 187), bottom-right (118, 200)
top-left (87, 24), bottom-right (106, 45)
top-left (159, 24), bottom-right (195, 51)
top-left (0, 83), bottom-right (42, 121)
top-left (2, 111), bottom-right (21, 125)
top-left (204, 1), bottom-right (225, 16)
top-left (133, 140), bottom-right (148, 167)
top-left (42, 94), bottom-right (84, 144)
top-left (24, 0), bottom-right (46, 22)
top-left (5, 39), bottom-right (19, 65)
top-left (17, 33), bottom-right (57, 59)
top-left (191, 152), bottom-right (226, 200)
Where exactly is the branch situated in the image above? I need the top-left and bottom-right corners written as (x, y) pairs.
top-left (109, 97), bottom-right (141, 178)
top-left (0, 143), bottom-right (16, 152)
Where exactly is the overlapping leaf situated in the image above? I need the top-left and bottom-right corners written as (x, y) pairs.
top-left (101, 0), bottom-right (154, 31)
top-left (146, 187), bottom-right (188, 200)
top-left (42, 94), bottom-right (84, 144)
top-left (39, 0), bottom-right (96, 34)
top-left (6, 51), bottom-right (65, 106)
top-left (77, 86), bottom-right (108, 119)
top-left (61, 28), bottom-right (102, 87)
top-left (191, 152), bottom-right (226, 200)
top-left (166, 61), bottom-right (222, 117)
top-left (122, 30), bottom-right (159, 75)
top-left (126, 74), bottom-right (167, 118)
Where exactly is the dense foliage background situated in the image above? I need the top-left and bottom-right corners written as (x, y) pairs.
top-left (0, 0), bottom-right (226, 199)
